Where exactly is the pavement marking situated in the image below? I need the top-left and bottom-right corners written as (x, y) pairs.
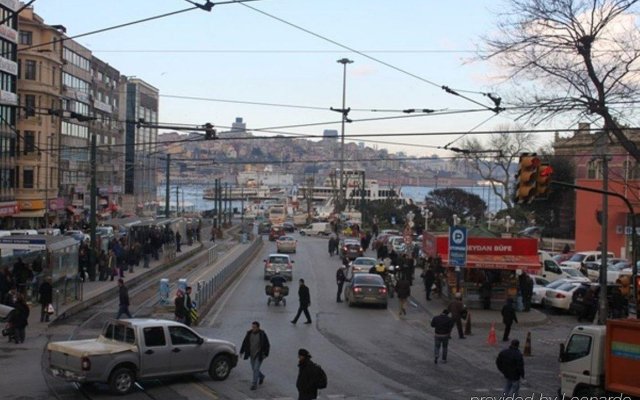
top-left (191, 379), bottom-right (219, 399)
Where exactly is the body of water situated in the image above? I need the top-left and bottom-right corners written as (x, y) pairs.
top-left (159, 184), bottom-right (507, 214)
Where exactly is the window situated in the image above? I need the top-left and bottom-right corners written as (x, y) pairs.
top-left (19, 31), bottom-right (32, 45)
top-left (22, 168), bottom-right (33, 189)
top-left (564, 334), bottom-right (592, 362)
top-left (103, 323), bottom-right (136, 344)
top-left (143, 327), bottom-right (166, 347)
top-left (587, 160), bottom-right (603, 179)
top-left (168, 326), bottom-right (200, 345)
top-left (23, 131), bottom-right (35, 154)
top-left (623, 160), bottom-right (640, 181)
top-left (24, 60), bottom-right (36, 80)
top-left (24, 95), bottom-right (36, 117)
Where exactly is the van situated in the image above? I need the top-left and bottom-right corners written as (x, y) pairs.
top-left (299, 222), bottom-right (331, 236)
top-left (538, 250), bottom-right (565, 282)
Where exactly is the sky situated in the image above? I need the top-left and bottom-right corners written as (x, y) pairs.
top-left (30, 0), bottom-right (566, 157)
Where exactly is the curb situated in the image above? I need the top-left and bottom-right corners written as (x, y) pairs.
top-left (49, 243), bottom-right (204, 325)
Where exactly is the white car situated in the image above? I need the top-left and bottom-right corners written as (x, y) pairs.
top-left (584, 258), bottom-right (627, 282)
top-left (544, 280), bottom-right (583, 311)
top-left (606, 261), bottom-right (634, 284)
top-left (560, 267), bottom-right (590, 282)
top-left (560, 251), bottom-right (614, 269)
top-left (531, 276), bottom-right (551, 305)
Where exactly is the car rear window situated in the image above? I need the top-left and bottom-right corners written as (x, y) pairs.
top-left (354, 259), bottom-right (375, 266)
top-left (270, 256), bottom-right (288, 264)
top-left (568, 254), bottom-right (587, 262)
top-left (104, 323), bottom-right (135, 344)
top-left (557, 283), bottom-right (577, 291)
top-left (354, 275), bottom-right (383, 285)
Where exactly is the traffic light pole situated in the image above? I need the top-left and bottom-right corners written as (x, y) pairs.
top-left (551, 180), bottom-right (638, 320)
top-left (89, 133), bottom-right (97, 282)
top-left (165, 154), bottom-right (170, 218)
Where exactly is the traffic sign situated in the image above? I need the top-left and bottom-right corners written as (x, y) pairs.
top-left (448, 226), bottom-right (467, 267)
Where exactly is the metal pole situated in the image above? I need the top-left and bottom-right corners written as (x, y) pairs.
top-left (44, 134), bottom-right (50, 228)
top-left (165, 154), bottom-right (170, 217)
top-left (337, 58), bottom-right (353, 213)
top-left (599, 155), bottom-right (609, 324)
top-left (89, 133), bottom-right (97, 282)
top-left (175, 186), bottom-right (179, 218)
top-left (361, 170), bottom-right (365, 225)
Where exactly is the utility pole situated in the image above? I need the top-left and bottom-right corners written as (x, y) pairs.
top-left (216, 179), bottom-right (221, 228)
top-left (165, 154), bottom-right (170, 217)
top-left (225, 183), bottom-right (229, 225)
top-left (175, 186), bottom-right (179, 217)
top-left (333, 58), bottom-right (353, 213)
top-left (361, 170), bottom-right (366, 225)
top-left (596, 132), bottom-right (610, 325)
top-left (44, 134), bottom-right (51, 229)
top-left (89, 133), bottom-right (97, 282)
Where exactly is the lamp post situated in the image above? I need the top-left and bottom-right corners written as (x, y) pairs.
top-left (452, 214), bottom-right (461, 226)
top-left (504, 215), bottom-right (514, 233)
top-left (423, 208), bottom-right (433, 232)
top-left (486, 212), bottom-right (495, 230)
top-left (336, 58), bottom-right (353, 213)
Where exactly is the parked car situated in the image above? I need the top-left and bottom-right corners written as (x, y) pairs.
top-left (560, 267), bottom-right (590, 282)
top-left (584, 258), bottom-right (628, 282)
top-left (552, 253), bottom-right (574, 264)
top-left (47, 319), bottom-right (238, 395)
top-left (531, 276), bottom-right (551, 306)
top-left (343, 273), bottom-right (388, 308)
top-left (263, 254), bottom-right (293, 280)
top-left (276, 235), bottom-right (297, 253)
top-left (268, 226), bottom-right (286, 242)
top-left (569, 282), bottom-right (628, 318)
top-left (282, 221), bottom-right (296, 233)
top-left (350, 257), bottom-right (377, 274)
top-left (339, 238), bottom-right (363, 260)
top-left (299, 222), bottom-right (331, 236)
top-left (561, 251), bottom-right (615, 269)
top-left (544, 280), bottom-right (584, 311)
top-left (607, 261), bottom-right (634, 284)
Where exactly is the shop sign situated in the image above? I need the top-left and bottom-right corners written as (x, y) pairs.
top-left (0, 0), bottom-right (19, 11)
top-left (0, 89), bottom-right (17, 106)
top-left (0, 56), bottom-right (17, 75)
top-left (0, 202), bottom-right (18, 216)
top-left (18, 200), bottom-right (45, 210)
top-left (0, 24), bottom-right (17, 43)
top-left (48, 198), bottom-right (65, 211)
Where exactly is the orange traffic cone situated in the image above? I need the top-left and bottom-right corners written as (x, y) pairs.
top-left (524, 331), bottom-right (532, 356)
top-left (487, 322), bottom-right (497, 346)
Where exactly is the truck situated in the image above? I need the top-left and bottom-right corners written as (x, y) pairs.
top-left (46, 318), bottom-right (238, 395)
top-left (559, 319), bottom-right (640, 398)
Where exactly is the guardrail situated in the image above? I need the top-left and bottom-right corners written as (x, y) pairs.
top-left (194, 236), bottom-right (263, 313)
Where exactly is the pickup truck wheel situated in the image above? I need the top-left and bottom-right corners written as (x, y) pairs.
top-left (209, 354), bottom-right (232, 381)
top-left (109, 367), bottom-right (135, 395)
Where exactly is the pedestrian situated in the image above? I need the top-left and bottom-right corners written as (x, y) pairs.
top-left (116, 279), bottom-right (132, 319)
top-left (501, 298), bottom-right (518, 342)
top-left (480, 278), bottom-right (492, 310)
top-left (421, 267), bottom-right (435, 301)
top-left (184, 286), bottom-right (194, 326)
top-left (296, 348), bottom-right (319, 400)
top-left (447, 292), bottom-right (467, 339)
top-left (240, 321), bottom-right (270, 391)
top-left (496, 339), bottom-right (525, 396)
top-left (210, 226), bottom-right (216, 242)
top-left (107, 249), bottom-right (116, 281)
top-left (519, 273), bottom-right (534, 312)
top-left (336, 265), bottom-right (346, 303)
top-left (143, 239), bottom-right (152, 269)
top-left (431, 309), bottom-right (454, 364)
top-left (38, 277), bottom-right (53, 323)
top-left (175, 231), bottom-right (182, 253)
top-left (291, 279), bottom-right (312, 324)
top-left (562, 243), bottom-right (571, 254)
top-left (174, 289), bottom-right (187, 323)
top-left (395, 275), bottom-right (411, 316)
top-left (11, 293), bottom-right (29, 344)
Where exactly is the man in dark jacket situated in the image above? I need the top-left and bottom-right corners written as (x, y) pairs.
top-left (291, 279), bottom-right (312, 324)
top-left (501, 298), bottom-right (518, 342)
top-left (38, 277), bottom-right (53, 322)
top-left (240, 321), bottom-right (270, 391)
top-left (422, 267), bottom-right (435, 301)
top-left (336, 265), bottom-right (346, 303)
top-left (296, 348), bottom-right (318, 400)
top-left (184, 286), bottom-right (194, 326)
top-left (519, 273), bottom-right (534, 312)
top-left (395, 276), bottom-right (411, 316)
top-left (431, 309), bottom-right (454, 364)
top-left (116, 279), bottom-right (132, 319)
top-left (496, 339), bottom-right (525, 395)
top-left (175, 231), bottom-right (182, 253)
top-left (447, 293), bottom-right (466, 339)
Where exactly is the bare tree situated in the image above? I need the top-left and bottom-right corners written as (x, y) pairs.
top-left (460, 125), bottom-right (536, 210)
top-left (484, 0), bottom-right (640, 160)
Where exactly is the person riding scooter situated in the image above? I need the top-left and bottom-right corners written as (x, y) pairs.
top-left (268, 272), bottom-right (288, 306)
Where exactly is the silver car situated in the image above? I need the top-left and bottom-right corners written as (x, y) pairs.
top-left (343, 273), bottom-right (388, 308)
top-left (264, 254), bottom-right (293, 281)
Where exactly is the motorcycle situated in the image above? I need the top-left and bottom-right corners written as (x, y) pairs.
top-left (265, 285), bottom-right (289, 306)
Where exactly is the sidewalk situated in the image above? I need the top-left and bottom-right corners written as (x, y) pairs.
top-left (409, 272), bottom-right (549, 328)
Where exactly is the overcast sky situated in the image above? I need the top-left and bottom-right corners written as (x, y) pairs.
top-left (31, 0), bottom-right (570, 156)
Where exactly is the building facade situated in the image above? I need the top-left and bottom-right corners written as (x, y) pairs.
top-left (15, 7), bottom-right (63, 228)
top-left (553, 123), bottom-right (640, 258)
top-left (90, 56), bottom-right (122, 217)
top-left (120, 77), bottom-right (158, 215)
top-left (0, 0), bottom-right (19, 226)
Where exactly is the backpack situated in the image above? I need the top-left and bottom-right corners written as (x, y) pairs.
top-left (313, 362), bottom-right (328, 389)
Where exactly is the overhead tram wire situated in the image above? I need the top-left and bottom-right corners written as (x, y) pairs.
top-left (441, 113), bottom-right (500, 151)
top-left (236, 1), bottom-right (501, 112)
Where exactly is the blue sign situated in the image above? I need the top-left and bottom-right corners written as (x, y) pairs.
top-left (448, 226), bottom-right (467, 267)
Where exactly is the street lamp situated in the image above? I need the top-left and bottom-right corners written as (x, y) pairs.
top-left (423, 208), bottom-right (434, 232)
top-left (486, 212), bottom-right (495, 230)
top-left (452, 214), bottom-right (461, 226)
top-left (503, 215), bottom-right (514, 233)
top-left (334, 58), bottom-right (353, 213)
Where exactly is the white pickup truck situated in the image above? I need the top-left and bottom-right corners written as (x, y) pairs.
top-left (47, 318), bottom-right (238, 395)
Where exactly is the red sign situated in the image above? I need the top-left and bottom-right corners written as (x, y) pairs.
top-left (0, 203), bottom-right (18, 216)
top-left (425, 235), bottom-right (540, 271)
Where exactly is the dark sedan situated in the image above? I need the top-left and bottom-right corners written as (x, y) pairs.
top-left (339, 239), bottom-right (363, 260)
top-left (343, 273), bottom-right (388, 308)
top-left (282, 222), bottom-right (296, 233)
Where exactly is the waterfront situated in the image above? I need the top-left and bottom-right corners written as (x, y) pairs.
top-left (158, 184), bottom-right (506, 214)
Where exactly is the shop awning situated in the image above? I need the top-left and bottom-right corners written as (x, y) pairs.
top-left (12, 210), bottom-right (46, 218)
top-left (442, 254), bottom-right (541, 271)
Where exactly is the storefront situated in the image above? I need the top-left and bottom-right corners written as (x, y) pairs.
top-left (423, 233), bottom-right (540, 309)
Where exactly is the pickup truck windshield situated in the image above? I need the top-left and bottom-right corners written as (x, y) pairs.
top-left (104, 323), bottom-right (135, 344)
